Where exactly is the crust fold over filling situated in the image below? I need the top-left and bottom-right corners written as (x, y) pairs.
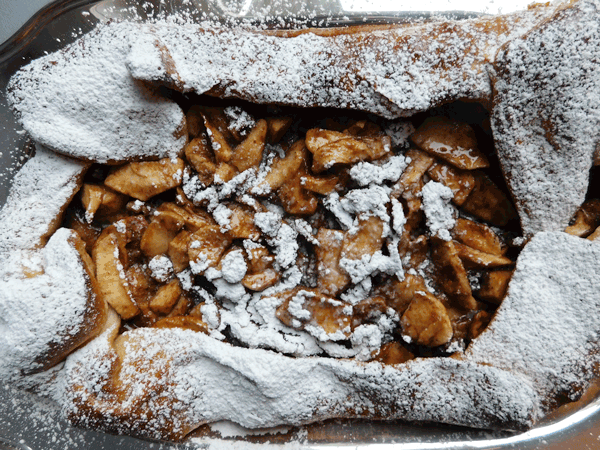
top-left (127, 7), bottom-right (555, 117)
top-left (0, 148), bottom-right (107, 382)
top-left (6, 23), bottom-right (187, 164)
top-left (492, 0), bottom-right (600, 235)
top-left (54, 232), bottom-right (600, 440)
top-left (62, 311), bottom-right (537, 440)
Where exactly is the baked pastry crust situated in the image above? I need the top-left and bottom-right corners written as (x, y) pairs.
top-left (59, 232), bottom-right (600, 440)
top-left (127, 6), bottom-right (555, 117)
top-left (0, 147), bottom-right (106, 381)
top-left (5, 23), bottom-right (188, 164)
top-left (2, 0), bottom-right (600, 442)
top-left (492, 0), bottom-right (600, 235)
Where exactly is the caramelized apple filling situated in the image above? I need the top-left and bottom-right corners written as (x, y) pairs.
top-left (62, 100), bottom-right (569, 362)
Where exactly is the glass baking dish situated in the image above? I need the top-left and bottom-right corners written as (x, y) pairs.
top-left (2, 1), bottom-right (600, 448)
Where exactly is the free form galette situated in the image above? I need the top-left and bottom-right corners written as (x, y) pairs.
top-left (2, 0), bottom-right (600, 441)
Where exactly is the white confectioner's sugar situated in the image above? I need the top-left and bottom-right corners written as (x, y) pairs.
top-left (0, 148), bottom-right (104, 383)
top-left (129, 199), bottom-right (145, 212)
top-left (339, 250), bottom-right (403, 284)
top-left (220, 249), bottom-right (248, 284)
top-left (254, 211), bottom-right (282, 237)
top-left (324, 185), bottom-right (392, 236)
top-left (212, 203), bottom-right (233, 232)
top-left (339, 185), bottom-right (391, 220)
top-left (322, 192), bottom-right (354, 230)
top-left (349, 155), bottom-right (408, 186)
top-left (270, 224), bottom-right (299, 269)
top-left (7, 23), bottom-right (187, 163)
top-left (383, 120), bottom-right (415, 148)
top-left (148, 255), bottom-right (174, 282)
top-left (224, 106), bottom-right (256, 137)
top-left (421, 181), bottom-right (456, 241)
top-left (0, 228), bottom-right (99, 381)
top-left (341, 278), bottom-right (373, 305)
top-left (287, 290), bottom-right (314, 321)
top-left (0, 145), bottom-right (88, 268)
top-left (491, 0), bottom-right (600, 235)
top-left (466, 232), bottom-right (600, 407)
top-left (391, 198), bottom-right (407, 236)
top-left (209, 421), bottom-right (291, 438)
top-left (127, 8), bottom-right (556, 119)
top-left (58, 323), bottom-right (539, 435)
top-left (293, 219), bottom-right (319, 245)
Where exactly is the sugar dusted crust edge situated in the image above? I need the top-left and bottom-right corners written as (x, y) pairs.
top-left (53, 232), bottom-right (600, 440)
top-left (0, 147), bottom-right (108, 381)
top-left (127, 6), bottom-right (556, 118)
top-left (491, 0), bottom-right (600, 236)
top-left (5, 22), bottom-right (188, 165)
top-left (63, 313), bottom-right (538, 440)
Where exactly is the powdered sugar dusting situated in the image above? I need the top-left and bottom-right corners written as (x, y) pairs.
top-left (209, 420), bottom-right (291, 438)
top-left (492, 0), bottom-right (600, 236)
top-left (0, 146), bottom-right (106, 382)
top-left (421, 181), bottom-right (456, 241)
top-left (127, 7), bottom-right (557, 119)
top-left (0, 229), bottom-right (100, 381)
top-left (0, 146), bottom-right (88, 270)
top-left (467, 232), bottom-right (600, 409)
top-left (7, 22), bottom-right (187, 163)
top-left (59, 323), bottom-right (538, 438)
top-left (148, 255), bottom-right (174, 282)
top-left (220, 249), bottom-right (248, 284)
top-left (349, 155), bottom-right (407, 186)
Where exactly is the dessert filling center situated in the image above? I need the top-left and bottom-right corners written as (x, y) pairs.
top-left (62, 98), bottom-right (598, 362)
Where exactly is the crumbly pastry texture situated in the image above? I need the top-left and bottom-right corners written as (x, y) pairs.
top-left (2, 0), bottom-right (600, 443)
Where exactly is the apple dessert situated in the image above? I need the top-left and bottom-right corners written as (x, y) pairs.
top-left (1, 0), bottom-right (600, 442)
top-left (61, 104), bottom-right (520, 363)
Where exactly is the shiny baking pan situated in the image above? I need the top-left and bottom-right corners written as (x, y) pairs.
top-left (1, 1), bottom-right (600, 448)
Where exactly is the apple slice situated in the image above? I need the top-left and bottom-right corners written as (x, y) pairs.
top-left (92, 230), bottom-right (139, 319)
top-left (104, 158), bottom-right (184, 201)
